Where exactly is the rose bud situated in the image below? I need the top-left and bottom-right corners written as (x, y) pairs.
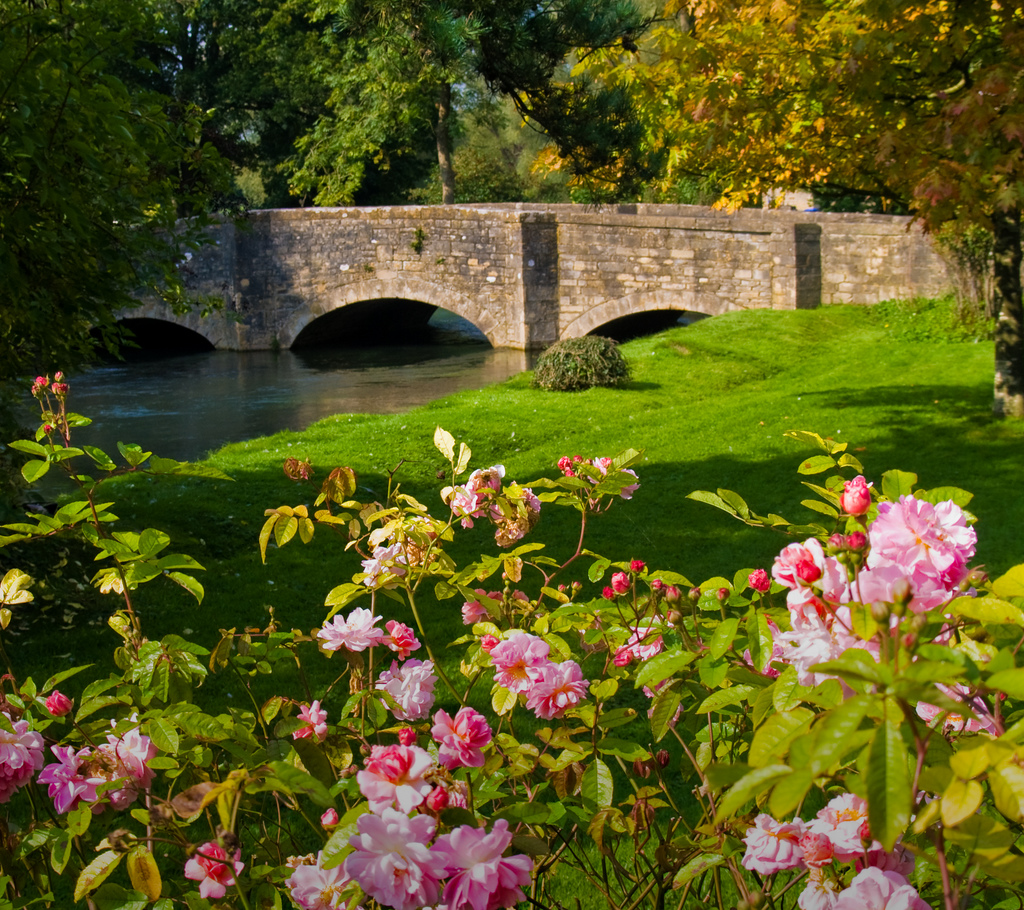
top-left (840, 476), bottom-right (872, 515)
top-left (45, 690), bottom-right (73, 717)
top-left (747, 569), bottom-right (770, 593)
top-left (321, 808), bottom-right (339, 828)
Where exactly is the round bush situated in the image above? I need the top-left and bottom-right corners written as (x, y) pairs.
top-left (531, 336), bottom-right (631, 391)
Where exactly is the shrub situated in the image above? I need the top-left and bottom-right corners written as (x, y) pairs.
top-left (531, 335), bottom-right (631, 391)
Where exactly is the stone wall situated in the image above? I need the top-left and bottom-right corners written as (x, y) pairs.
top-left (133, 203), bottom-right (951, 350)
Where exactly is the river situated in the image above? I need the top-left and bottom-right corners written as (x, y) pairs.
top-left (27, 309), bottom-right (530, 465)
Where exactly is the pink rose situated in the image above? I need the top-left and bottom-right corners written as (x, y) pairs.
top-left (356, 744), bottom-right (434, 814)
top-left (433, 819), bottom-right (534, 910)
top-left (344, 808), bottom-right (447, 910)
top-left (0, 713), bottom-right (44, 803)
top-left (431, 707), bottom-right (492, 770)
top-left (741, 813), bottom-right (806, 874)
top-left (525, 660), bottom-right (589, 720)
top-left (294, 700), bottom-right (328, 743)
top-left (489, 633), bottom-right (551, 694)
top-left (376, 659), bottom-right (437, 721)
top-left (611, 572), bottom-right (630, 594)
top-left (287, 850), bottom-right (351, 909)
top-left (799, 832), bottom-right (834, 868)
top-left (833, 868), bottom-right (929, 910)
top-left (317, 607), bottom-right (385, 652)
top-left (384, 620), bottom-right (421, 659)
top-left (45, 691), bottom-right (73, 717)
top-left (184, 842), bottom-right (244, 900)
top-left (321, 808), bottom-right (339, 828)
top-left (807, 793), bottom-right (871, 862)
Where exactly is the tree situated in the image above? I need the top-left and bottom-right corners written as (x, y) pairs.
top-left (291, 0), bottom-right (655, 204)
top-left (0, 0), bottom-right (230, 382)
top-left (582, 0), bottom-right (1024, 416)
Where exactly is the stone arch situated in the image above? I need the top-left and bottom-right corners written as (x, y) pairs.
top-left (560, 289), bottom-right (742, 341)
top-left (118, 301), bottom-right (228, 348)
top-left (278, 277), bottom-right (501, 349)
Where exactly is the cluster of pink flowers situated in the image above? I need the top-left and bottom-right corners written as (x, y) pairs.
top-left (768, 483), bottom-right (977, 691)
top-left (37, 717), bottom-right (156, 813)
top-left (0, 713), bottom-right (44, 803)
top-left (462, 588), bottom-right (529, 625)
top-left (446, 466), bottom-right (542, 548)
top-left (488, 631), bottom-right (590, 719)
top-left (742, 794), bottom-right (927, 909)
top-left (557, 455), bottom-right (640, 500)
top-left (376, 659), bottom-right (437, 721)
top-left (343, 808), bottom-right (532, 910)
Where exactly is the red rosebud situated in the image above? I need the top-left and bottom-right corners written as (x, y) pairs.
top-left (840, 476), bottom-right (872, 515)
top-left (602, 586), bottom-right (616, 600)
top-left (611, 572), bottom-right (630, 594)
top-left (748, 569), bottom-right (770, 593)
top-left (425, 786), bottom-right (449, 812)
top-left (45, 690), bottom-right (73, 717)
top-left (397, 728), bottom-right (417, 746)
top-left (630, 559), bottom-right (645, 574)
top-left (846, 531), bottom-right (867, 550)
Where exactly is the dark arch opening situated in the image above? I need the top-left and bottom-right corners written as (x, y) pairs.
top-left (591, 309), bottom-right (709, 343)
top-left (102, 318), bottom-right (215, 357)
top-left (291, 299), bottom-right (490, 348)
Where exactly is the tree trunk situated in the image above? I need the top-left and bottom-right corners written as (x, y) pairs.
top-left (992, 207), bottom-right (1024, 418)
top-left (436, 81), bottom-right (455, 204)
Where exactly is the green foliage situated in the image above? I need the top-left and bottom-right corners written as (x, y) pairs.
top-left (532, 336), bottom-right (631, 392)
top-left (0, 0), bottom-right (232, 384)
top-left (868, 295), bottom-right (994, 345)
top-left (936, 222), bottom-right (996, 320)
top-left (293, 0), bottom-right (654, 204)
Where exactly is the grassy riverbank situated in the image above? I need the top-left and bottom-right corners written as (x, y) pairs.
top-left (6, 296), bottom-right (1024, 686)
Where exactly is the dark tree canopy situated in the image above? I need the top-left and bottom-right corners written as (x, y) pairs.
top-left (0, 0), bottom-right (231, 382)
top-left (291, 0), bottom-right (658, 205)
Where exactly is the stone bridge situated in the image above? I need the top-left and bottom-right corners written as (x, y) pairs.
top-left (131, 203), bottom-right (950, 350)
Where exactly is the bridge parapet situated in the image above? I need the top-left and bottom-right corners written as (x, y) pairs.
top-left (136, 204), bottom-right (949, 351)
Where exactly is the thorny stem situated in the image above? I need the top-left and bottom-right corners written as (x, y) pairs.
top-left (404, 587), bottom-right (460, 702)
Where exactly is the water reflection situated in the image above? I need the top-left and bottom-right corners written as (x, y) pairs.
top-left (56, 344), bottom-right (528, 465)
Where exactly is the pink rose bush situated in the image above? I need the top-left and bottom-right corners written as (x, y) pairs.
top-left (5, 390), bottom-right (1024, 910)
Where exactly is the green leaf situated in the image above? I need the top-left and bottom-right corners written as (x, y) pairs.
top-left (7, 439), bottom-right (47, 456)
top-left (768, 767), bottom-right (814, 818)
top-left (495, 801), bottom-right (552, 824)
top-left (867, 721), bottom-right (911, 851)
top-left (714, 764), bottom-right (791, 822)
top-left (82, 445), bottom-right (118, 470)
top-left (633, 650), bottom-right (697, 689)
top-left (797, 455), bottom-right (836, 475)
top-left (709, 617), bottom-right (739, 659)
top-left (167, 572), bottom-right (204, 603)
top-left (597, 738), bottom-right (651, 761)
top-left (881, 469), bottom-right (917, 501)
top-left (50, 830), bottom-right (73, 874)
top-left (686, 490), bottom-right (741, 517)
top-left (986, 668), bottom-right (1024, 699)
top-left (74, 851), bottom-right (122, 901)
top-left (672, 853), bottom-right (725, 888)
top-left (917, 485), bottom-right (973, 508)
top-left (146, 718), bottom-right (180, 754)
top-left (809, 696), bottom-right (871, 773)
top-left (991, 564), bottom-right (1024, 599)
top-left (91, 883), bottom-right (151, 910)
top-left (650, 685), bottom-right (682, 742)
top-left (747, 607), bottom-right (774, 674)
top-left (949, 595), bottom-right (1024, 627)
top-left (748, 708), bottom-right (813, 767)
top-left (581, 758), bottom-right (613, 807)
top-left (21, 460), bottom-right (50, 483)
top-left (697, 684), bottom-right (756, 714)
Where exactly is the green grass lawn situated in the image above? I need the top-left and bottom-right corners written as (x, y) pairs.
top-left (5, 297), bottom-right (1023, 694)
